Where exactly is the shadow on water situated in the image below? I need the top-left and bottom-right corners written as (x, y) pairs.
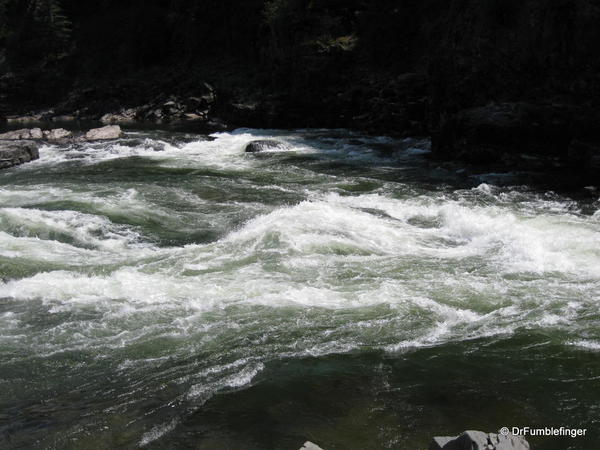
top-left (1, 333), bottom-right (596, 449)
top-left (151, 336), bottom-right (598, 450)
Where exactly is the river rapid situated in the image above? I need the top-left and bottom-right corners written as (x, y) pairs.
top-left (0, 129), bottom-right (599, 449)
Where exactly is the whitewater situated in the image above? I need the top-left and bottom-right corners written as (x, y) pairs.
top-left (0, 129), bottom-right (598, 449)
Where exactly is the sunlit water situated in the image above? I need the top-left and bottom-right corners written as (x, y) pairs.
top-left (0, 129), bottom-right (599, 449)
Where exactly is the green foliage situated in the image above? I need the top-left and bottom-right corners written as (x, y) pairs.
top-left (29, 0), bottom-right (71, 47)
top-left (262, 0), bottom-right (356, 61)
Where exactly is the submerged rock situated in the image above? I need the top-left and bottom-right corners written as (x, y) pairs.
top-left (244, 139), bottom-right (285, 153)
top-left (0, 142), bottom-right (39, 169)
top-left (429, 430), bottom-right (529, 450)
top-left (85, 125), bottom-right (122, 141)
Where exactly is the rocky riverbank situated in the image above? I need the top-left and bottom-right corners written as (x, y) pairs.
top-left (0, 125), bottom-right (123, 169)
top-left (4, 85), bottom-right (599, 184)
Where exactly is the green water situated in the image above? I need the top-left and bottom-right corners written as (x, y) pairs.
top-left (0, 129), bottom-right (598, 449)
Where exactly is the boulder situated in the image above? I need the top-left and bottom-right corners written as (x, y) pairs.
top-left (0, 142), bottom-right (40, 169)
top-left (43, 128), bottom-right (72, 141)
top-left (0, 128), bottom-right (43, 140)
top-left (85, 125), bottom-right (122, 141)
top-left (244, 139), bottom-right (285, 153)
top-left (429, 430), bottom-right (530, 450)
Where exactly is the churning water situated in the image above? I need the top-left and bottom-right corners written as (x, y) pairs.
top-left (0, 129), bottom-right (599, 449)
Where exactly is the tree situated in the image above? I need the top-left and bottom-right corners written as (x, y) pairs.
top-left (3, 0), bottom-right (71, 69)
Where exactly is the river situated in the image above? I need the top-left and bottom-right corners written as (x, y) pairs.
top-left (0, 128), bottom-right (598, 449)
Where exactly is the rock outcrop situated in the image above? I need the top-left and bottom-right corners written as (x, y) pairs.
top-left (51, 83), bottom-right (219, 127)
top-left (100, 108), bottom-right (138, 125)
top-left (0, 142), bottom-right (40, 169)
top-left (429, 430), bottom-right (530, 450)
top-left (133, 86), bottom-right (216, 124)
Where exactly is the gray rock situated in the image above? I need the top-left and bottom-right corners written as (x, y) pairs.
top-left (0, 128), bottom-right (44, 140)
top-left (0, 129), bottom-right (27, 140)
top-left (43, 128), bottom-right (72, 141)
top-left (0, 142), bottom-right (40, 169)
top-left (299, 441), bottom-right (324, 450)
top-left (244, 139), bottom-right (285, 153)
top-left (429, 430), bottom-right (529, 450)
top-left (30, 128), bottom-right (43, 139)
top-left (85, 125), bottom-right (122, 141)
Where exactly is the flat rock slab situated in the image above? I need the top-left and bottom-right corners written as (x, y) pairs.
top-left (0, 127), bottom-right (72, 141)
top-left (0, 142), bottom-right (40, 169)
top-left (0, 128), bottom-right (44, 140)
top-left (429, 430), bottom-right (530, 450)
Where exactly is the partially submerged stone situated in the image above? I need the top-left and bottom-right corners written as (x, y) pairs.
top-left (244, 139), bottom-right (285, 153)
top-left (85, 125), bottom-right (122, 141)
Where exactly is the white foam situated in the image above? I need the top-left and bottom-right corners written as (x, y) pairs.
top-left (568, 340), bottom-right (600, 351)
top-left (0, 208), bottom-right (145, 251)
top-left (187, 361), bottom-right (265, 400)
top-left (139, 419), bottom-right (178, 447)
top-left (1, 128), bottom-right (599, 376)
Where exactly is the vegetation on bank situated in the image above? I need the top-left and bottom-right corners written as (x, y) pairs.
top-left (2, 1), bottom-right (598, 107)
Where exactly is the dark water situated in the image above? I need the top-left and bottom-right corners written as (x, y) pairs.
top-left (0, 129), bottom-right (598, 449)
